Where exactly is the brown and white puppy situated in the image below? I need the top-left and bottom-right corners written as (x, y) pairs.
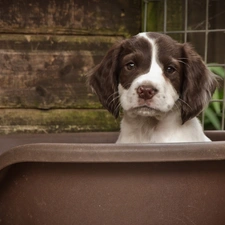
top-left (88, 32), bottom-right (217, 143)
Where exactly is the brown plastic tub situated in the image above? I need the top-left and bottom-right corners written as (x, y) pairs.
top-left (0, 131), bottom-right (225, 225)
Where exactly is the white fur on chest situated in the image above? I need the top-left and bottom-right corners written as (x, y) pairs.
top-left (116, 111), bottom-right (210, 143)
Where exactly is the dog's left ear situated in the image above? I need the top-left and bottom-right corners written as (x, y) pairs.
top-left (181, 43), bottom-right (218, 124)
top-left (87, 41), bottom-right (123, 118)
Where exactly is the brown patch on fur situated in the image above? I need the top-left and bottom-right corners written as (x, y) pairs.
top-left (180, 43), bottom-right (218, 123)
top-left (148, 33), bottom-right (184, 95)
top-left (119, 36), bottom-right (152, 89)
top-left (87, 41), bottom-right (122, 118)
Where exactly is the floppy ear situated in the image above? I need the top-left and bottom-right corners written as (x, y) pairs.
top-left (180, 43), bottom-right (218, 124)
top-left (87, 42), bottom-right (123, 118)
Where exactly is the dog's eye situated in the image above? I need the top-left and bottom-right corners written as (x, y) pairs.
top-left (166, 66), bottom-right (176, 74)
top-left (125, 62), bottom-right (135, 70)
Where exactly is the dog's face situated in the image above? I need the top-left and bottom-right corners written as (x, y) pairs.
top-left (88, 32), bottom-right (217, 124)
top-left (118, 33), bottom-right (182, 120)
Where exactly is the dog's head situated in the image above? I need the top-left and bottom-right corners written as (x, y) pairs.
top-left (88, 32), bottom-right (217, 124)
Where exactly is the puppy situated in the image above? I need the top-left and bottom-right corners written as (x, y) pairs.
top-left (88, 32), bottom-right (217, 143)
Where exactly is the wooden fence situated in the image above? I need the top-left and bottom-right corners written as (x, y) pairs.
top-left (0, 0), bottom-right (141, 134)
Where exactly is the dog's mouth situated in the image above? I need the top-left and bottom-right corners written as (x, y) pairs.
top-left (135, 105), bottom-right (157, 111)
top-left (131, 105), bottom-right (163, 118)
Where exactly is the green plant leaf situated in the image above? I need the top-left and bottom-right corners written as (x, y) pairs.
top-left (204, 107), bottom-right (221, 130)
top-left (208, 66), bottom-right (225, 78)
top-left (211, 89), bottom-right (221, 114)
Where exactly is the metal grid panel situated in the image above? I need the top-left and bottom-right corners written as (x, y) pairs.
top-left (143, 0), bottom-right (225, 130)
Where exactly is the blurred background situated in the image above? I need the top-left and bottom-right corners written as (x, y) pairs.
top-left (0, 0), bottom-right (224, 134)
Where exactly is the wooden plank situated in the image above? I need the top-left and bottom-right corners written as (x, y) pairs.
top-left (0, 109), bottom-right (120, 134)
top-left (0, 0), bottom-right (141, 36)
top-left (0, 0), bottom-right (141, 133)
top-left (0, 35), bottom-right (123, 109)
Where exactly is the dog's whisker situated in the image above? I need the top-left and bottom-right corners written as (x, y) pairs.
top-left (114, 102), bottom-right (121, 115)
top-left (107, 93), bottom-right (120, 107)
top-left (178, 98), bottom-right (193, 110)
top-left (173, 102), bottom-right (180, 111)
top-left (106, 91), bottom-right (119, 105)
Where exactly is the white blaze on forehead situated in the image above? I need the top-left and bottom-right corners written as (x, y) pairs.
top-left (136, 33), bottom-right (164, 88)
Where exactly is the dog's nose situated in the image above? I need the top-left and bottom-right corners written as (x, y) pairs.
top-left (137, 85), bottom-right (158, 100)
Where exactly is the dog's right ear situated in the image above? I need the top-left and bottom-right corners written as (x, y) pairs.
top-left (87, 41), bottom-right (123, 118)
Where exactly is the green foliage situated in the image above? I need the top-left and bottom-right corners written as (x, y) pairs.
top-left (204, 66), bottom-right (224, 130)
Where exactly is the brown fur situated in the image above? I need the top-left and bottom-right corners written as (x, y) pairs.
top-left (180, 43), bottom-right (218, 123)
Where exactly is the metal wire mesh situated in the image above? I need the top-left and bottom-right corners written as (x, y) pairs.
top-left (143, 0), bottom-right (225, 130)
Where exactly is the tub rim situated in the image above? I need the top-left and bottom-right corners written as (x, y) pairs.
top-left (1, 140), bottom-right (225, 171)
